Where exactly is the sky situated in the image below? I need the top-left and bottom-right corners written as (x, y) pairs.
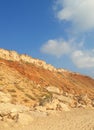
top-left (0, 0), bottom-right (94, 78)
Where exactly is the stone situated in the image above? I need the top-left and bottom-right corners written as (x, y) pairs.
top-left (0, 92), bottom-right (12, 103)
top-left (46, 99), bottom-right (59, 110)
top-left (53, 94), bottom-right (73, 104)
top-left (34, 106), bottom-right (46, 112)
top-left (58, 102), bottom-right (70, 111)
top-left (46, 86), bottom-right (60, 94)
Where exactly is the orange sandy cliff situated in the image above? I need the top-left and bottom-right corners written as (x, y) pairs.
top-left (0, 48), bottom-right (94, 108)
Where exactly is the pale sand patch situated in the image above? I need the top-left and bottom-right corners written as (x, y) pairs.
top-left (0, 109), bottom-right (94, 130)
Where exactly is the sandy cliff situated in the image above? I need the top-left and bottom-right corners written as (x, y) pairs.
top-left (0, 48), bottom-right (94, 129)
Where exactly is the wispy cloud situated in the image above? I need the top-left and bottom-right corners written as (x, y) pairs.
top-left (71, 50), bottom-right (94, 68)
top-left (41, 38), bottom-right (94, 70)
top-left (40, 39), bottom-right (76, 58)
top-left (40, 0), bottom-right (94, 77)
top-left (54, 0), bottom-right (94, 32)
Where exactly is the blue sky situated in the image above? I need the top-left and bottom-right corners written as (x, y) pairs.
top-left (0, 0), bottom-right (94, 77)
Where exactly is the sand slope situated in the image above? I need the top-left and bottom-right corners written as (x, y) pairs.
top-left (1, 109), bottom-right (94, 130)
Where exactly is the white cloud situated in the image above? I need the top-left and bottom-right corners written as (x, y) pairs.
top-left (41, 38), bottom-right (94, 69)
top-left (40, 39), bottom-right (75, 58)
top-left (54, 0), bottom-right (94, 31)
top-left (71, 50), bottom-right (94, 68)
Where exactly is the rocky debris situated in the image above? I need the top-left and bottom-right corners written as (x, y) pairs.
top-left (32, 106), bottom-right (47, 112)
top-left (0, 103), bottom-right (30, 123)
top-left (43, 86), bottom-right (94, 110)
top-left (45, 99), bottom-right (70, 111)
top-left (0, 91), bottom-right (93, 127)
top-left (55, 92), bottom-right (94, 109)
top-left (53, 94), bottom-right (73, 105)
top-left (0, 109), bottom-right (19, 122)
top-left (73, 95), bottom-right (92, 108)
top-left (32, 98), bottom-right (70, 112)
top-left (33, 92), bottom-right (72, 112)
top-left (32, 89), bottom-right (94, 113)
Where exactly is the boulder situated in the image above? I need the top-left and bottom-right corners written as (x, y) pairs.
top-left (45, 99), bottom-right (70, 111)
top-left (0, 103), bottom-right (29, 122)
top-left (58, 102), bottom-right (70, 111)
top-left (73, 95), bottom-right (92, 108)
top-left (46, 86), bottom-right (60, 94)
top-left (53, 94), bottom-right (73, 104)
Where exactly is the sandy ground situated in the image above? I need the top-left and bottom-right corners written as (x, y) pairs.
top-left (0, 108), bottom-right (94, 130)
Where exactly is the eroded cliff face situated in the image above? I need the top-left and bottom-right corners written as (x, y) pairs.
top-left (0, 48), bottom-right (94, 110)
top-left (0, 48), bottom-right (57, 71)
top-left (0, 48), bottom-right (71, 73)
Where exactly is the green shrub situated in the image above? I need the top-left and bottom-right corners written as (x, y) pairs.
top-left (39, 93), bottom-right (53, 106)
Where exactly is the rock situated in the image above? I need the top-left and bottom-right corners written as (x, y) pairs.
top-left (46, 99), bottom-right (59, 110)
top-left (0, 110), bottom-right (10, 121)
top-left (0, 103), bottom-right (30, 122)
top-left (46, 86), bottom-right (60, 94)
top-left (0, 103), bottom-right (29, 113)
top-left (45, 99), bottom-right (70, 111)
top-left (0, 116), bottom-right (2, 120)
top-left (0, 48), bottom-right (57, 72)
top-left (91, 99), bottom-right (94, 107)
top-left (73, 95), bottom-right (92, 108)
top-left (53, 94), bottom-right (73, 104)
top-left (0, 92), bottom-right (12, 103)
top-left (34, 106), bottom-right (46, 112)
top-left (58, 102), bottom-right (70, 111)
top-left (69, 100), bottom-right (78, 108)
top-left (9, 108), bottom-right (19, 122)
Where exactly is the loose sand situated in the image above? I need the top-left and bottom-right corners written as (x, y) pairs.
top-left (0, 109), bottom-right (94, 130)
